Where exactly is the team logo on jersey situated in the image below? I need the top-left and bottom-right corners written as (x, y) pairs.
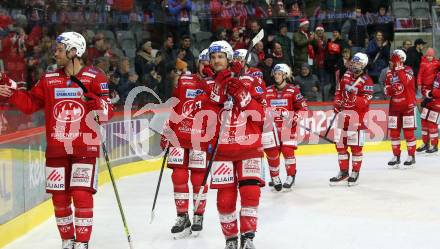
top-left (53, 100), bottom-right (85, 123)
top-left (295, 93), bottom-right (303, 100)
top-left (270, 99), bottom-right (288, 107)
top-left (70, 164), bottom-right (93, 187)
top-left (218, 107), bottom-right (248, 127)
top-left (255, 86), bottom-right (263, 94)
top-left (434, 81), bottom-right (440, 89)
top-left (100, 83), bottom-right (109, 90)
top-left (46, 167), bottom-right (65, 191)
top-left (274, 107), bottom-right (289, 119)
top-left (181, 100), bottom-right (196, 119)
top-left (185, 89), bottom-right (203, 99)
top-left (392, 82), bottom-right (404, 95)
top-left (55, 88), bottom-right (82, 99)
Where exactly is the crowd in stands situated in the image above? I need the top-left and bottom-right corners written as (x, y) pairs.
top-left (0, 0), bottom-right (436, 133)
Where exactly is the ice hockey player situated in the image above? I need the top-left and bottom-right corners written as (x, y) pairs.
top-left (263, 63), bottom-right (308, 191)
top-left (385, 49), bottom-right (417, 167)
top-left (329, 52), bottom-right (374, 186)
top-left (419, 66), bottom-right (440, 154)
top-left (197, 40), bottom-right (265, 249)
top-left (417, 47), bottom-right (440, 153)
top-left (0, 32), bottom-right (113, 249)
top-left (160, 52), bottom-right (211, 238)
top-left (232, 49), bottom-right (264, 82)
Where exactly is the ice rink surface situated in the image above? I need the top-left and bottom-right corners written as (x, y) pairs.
top-left (5, 152), bottom-right (440, 249)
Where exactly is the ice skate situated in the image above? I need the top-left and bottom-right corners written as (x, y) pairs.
top-left (282, 175), bottom-right (295, 190)
top-left (62, 239), bottom-right (74, 249)
top-left (73, 242), bottom-right (88, 249)
top-left (171, 213), bottom-right (192, 239)
top-left (240, 232), bottom-right (256, 249)
top-left (416, 143), bottom-right (429, 153)
top-left (270, 176), bottom-right (282, 192)
top-left (225, 237), bottom-right (238, 249)
top-left (402, 156), bottom-right (416, 168)
top-left (347, 171), bottom-right (359, 186)
top-left (329, 171), bottom-right (349, 186)
top-left (387, 156), bottom-right (400, 168)
top-left (191, 214), bottom-right (203, 237)
top-left (426, 145), bottom-right (438, 155)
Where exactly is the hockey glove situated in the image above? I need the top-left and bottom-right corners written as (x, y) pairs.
top-left (202, 65), bottom-right (215, 78)
top-left (333, 99), bottom-right (344, 113)
top-left (227, 78), bottom-right (251, 109)
top-left (83, 92), bottom-right (105, 111)
top-left (230, 61), bottom-right (244, 75)
top-left (210, 69), bottom-right (232, 104)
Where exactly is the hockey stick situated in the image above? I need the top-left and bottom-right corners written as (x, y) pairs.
top-left (194, 29), bottom-right (265, 212)
top-left (324, 76), bottom-right (365, 138)
top-left (149, 146), bottom-right (169, 224)
top-left (71, 76), bottom-right (134, 249)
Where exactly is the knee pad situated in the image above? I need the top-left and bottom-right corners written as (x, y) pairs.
top-left (71, 190), bottom-right (93, 209)
top-left (264, 147), bottom-right (280, 166)
top-left (190, 170), bottom-right (205, 187)
top-left (171, 168), bottom-right (189, 186)
top-left (217, 187), bottom-right (237, 214)
top-left (52, 193), bottom-right (71, 208)
top-left (351, 146), bottom-right (363, 155)
top-left (421, 119), bottom-right (429, 129)
top-left (239, 185), bottom-right (260, 207)
top-left (389, 129), bottom-right (401, 139)
top-left (403, 129), bottom-right (415, 141)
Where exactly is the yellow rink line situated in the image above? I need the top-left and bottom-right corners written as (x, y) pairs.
top-left (0, 140), bottom-right (422, 247)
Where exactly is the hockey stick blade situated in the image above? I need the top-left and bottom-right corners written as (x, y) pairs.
top-left (251, 29), bottom-right (264, 48)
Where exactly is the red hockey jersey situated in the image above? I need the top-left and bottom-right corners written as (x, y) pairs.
top-left (9, 66), bottom-right (113, 157)
top-left (384, 66), bottom-right (416, 110)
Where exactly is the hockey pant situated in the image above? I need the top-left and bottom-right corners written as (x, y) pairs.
top-left (388, 109), bottom-right (417, 156)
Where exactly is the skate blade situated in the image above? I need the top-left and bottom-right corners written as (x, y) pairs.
top-left (402, 164), bottom-right (416, 170)
top-left (172, 227), bottom-right (192, 240)
top-left (329, 180), bottom-right (348, 187)
top-left (387, 164), bottom-right (400, 169)
top-left (270, 186), bottom-right (283, 192)
top-left (424, 152), bottom-right (438, 156)
top-left (348, 181), bottom-right (359, 187)
top-left (191, 230), bottom-right (201, 237)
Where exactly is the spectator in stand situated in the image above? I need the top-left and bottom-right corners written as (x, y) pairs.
top-left (377, 61), bottom-right (390, 100)
top-left (273, 0), bottom-right (288, 28)
top-left (245, 19), bottom-right (262, 45)
top-left (272, 41), bottom-right (290, 66)
top-left (365, 31), bottom-right (390, 84)
top-left (293, 18), bottom-right (313, 75)
top-left (341, 7), bottom-right (369, 54)
top-left (311, 25), bottom-right (328, 94)
top-left (324, 29), bottom-right (349, 97)
top-left (232, 0), bottom-right (248, 29)
top-left (417, 48), bottom-right (440, 93)
top-left (275, 23), bottom-right (293, 66)
top-left (214, 27), bottom-right (228, 41)
top-left (405, 38), bottom-right (427, 80)
top-left (400, 40), bottom-right (412, 55)
top-left (252, 41), bottom-right (266, 67)
top-left (336, 48), bottom-right (352, 81)
top-left (177, 35), bottom-right (195, 73)
top-left (167, 0), bottom-right (192, 38)
top-left (373, 5), bottom-right (394, 42)
top-left (157, 34), bottom-right (176, 100)
top-left (86, 33), bottom-right (106, 65)
top-left (259, 53), bottom-right (275, 87)
top-left (288, 2), bottom-right (302, 32)
top-left (210, 0), bottom-right (233, 32)
top-left (135, 41), bottom-right (156, 84)
top-left (111, 57), bottom-right (138, 104)
top-left (229, 27), bottom-right (246, 50)
top-left (293, 63), bottom-right (321, 102)
top-left (2, 27), bottom-right (28, 82)
top-left (113, 0), bottom-right (135, 30)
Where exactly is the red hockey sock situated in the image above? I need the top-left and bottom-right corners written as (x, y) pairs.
top-left (429, 122), bottom-right (439, 146)
top-left (281, 146), bottom-right (296, 176)
top-left (336, 145), bottom-right (349, 171)
top-left (239, 185), bottom-right (260, 234)
top-left (264, 147), bottom-right (280, 177)
top-left (72, 190), bottom-right (93, 242)
top-left (421, 120), bottom-right (430, 145)
top-left (390, 129), bottom-right (401, 156)
top-left (351, 146), bottom-right (363, 172)
top-left (172, 168), bottom-right (190, 214)
top-left (191, 170), bottom-right (207, 215)
top-left (217, 187), bottom-right (238, 239)
top-left (403, 129), bottom-right (416, 156)
top-left (52, 193), bottom-right (74, 240)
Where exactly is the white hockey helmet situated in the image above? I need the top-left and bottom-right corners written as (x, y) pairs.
top-left (392, 49), bottom-right (407, 63)
top-left (56, 32), bottom-right (87, 57)
top-left (272, 63), bottom-right (292, 78)
top-left (233, 49), bottom-right (252, 64)
top-left (351, 52), bottom-right (369, 69)
top-left (198, 48), bottom-right (209, 62)
top-left (208, 40), bottom-right (234, 61)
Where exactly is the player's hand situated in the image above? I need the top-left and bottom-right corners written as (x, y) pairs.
top-left (227, 78), bottom-right (251, 109)
top-left (391, 54), bottom-right (404, 71)
top-left (291, 112), bottom-right (300, 125)
top-left (230, 61), bottom-right (244, 75)
top-left (210, 69), bottom-right (232, 104)
top-left (333, 99), bottom-right (343, 113)
top-left (0, 84), bottom-right (13, 98)
top-left (83, 93), bottom-right (104, 111)
top-left (192, 94), bottom-right (208, 111)
top-left (202, 65), bottom-right (215, 77)
top-left (160, 134), bottom-right (168, 150)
